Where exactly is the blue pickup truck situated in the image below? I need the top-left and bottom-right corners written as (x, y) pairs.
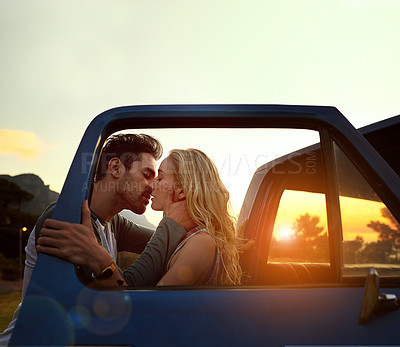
top-left (10, 105), bottom-right (400, 346)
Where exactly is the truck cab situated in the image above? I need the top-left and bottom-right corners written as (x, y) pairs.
top-left (10, 105), bottom-right (400, 346)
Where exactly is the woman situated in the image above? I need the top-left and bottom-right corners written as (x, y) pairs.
top-left (151, 149), bottom-right (242, 286)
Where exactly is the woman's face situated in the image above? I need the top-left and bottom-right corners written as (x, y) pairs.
top-left (150, 156), bottom-right (178, 211)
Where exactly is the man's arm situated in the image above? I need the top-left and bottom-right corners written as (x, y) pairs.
top-left (33, 202), bottom-right (57, 244)
top-left (0, 202), bottom-right (58, 346)
top-left (38, 188), bottom-right (194, 287)
top-left (37, 201), bottom-right (113, 277)
top-left (25, 202), bottom-right (57, 296)
top-left (37, 207), bottom-right (187, 287)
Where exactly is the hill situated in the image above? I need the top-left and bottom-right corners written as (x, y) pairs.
top-left (0, 174), bottom-right (59, 216)
top-left (119, 210), bottom-right (156, 229)
top-left (0, 173), bottom-right (156, 227)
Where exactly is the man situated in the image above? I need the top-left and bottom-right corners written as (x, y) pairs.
top-left (0, 133), bottom-right (191, 345)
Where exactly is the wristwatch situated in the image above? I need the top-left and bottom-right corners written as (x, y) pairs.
top-left (92, 262), bottom-right (117, 280)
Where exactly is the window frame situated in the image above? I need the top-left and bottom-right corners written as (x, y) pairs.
top-left (332, 138), bottom-right (400, 285)
top-left (28, 105), bottom-right (400, 290)
top-left (241, 124), bottom-right (400, 286)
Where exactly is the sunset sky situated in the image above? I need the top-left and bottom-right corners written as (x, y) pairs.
top-left (1, 0), bottom-right (399, 225)
top-left (274, 190), bottom-right (387, 243)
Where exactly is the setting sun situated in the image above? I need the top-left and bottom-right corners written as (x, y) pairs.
top-left (275, 226), bottom-right (294, 241)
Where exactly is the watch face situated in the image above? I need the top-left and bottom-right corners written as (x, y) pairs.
top-left (101, 267), bottom-right (113, 279)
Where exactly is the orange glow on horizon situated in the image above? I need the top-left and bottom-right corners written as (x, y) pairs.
top-left (274, 190), bottom-right (392, 244)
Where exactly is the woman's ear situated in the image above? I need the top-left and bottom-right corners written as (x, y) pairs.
top-left (176, 185), bottom-right (186, 201)
top-left (108, 157), bottom-right (122, 178)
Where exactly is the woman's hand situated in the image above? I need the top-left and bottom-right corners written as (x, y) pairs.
top-left (163, 185), bottom-right (196, 231)
top-left (36, 200), bottom-right (112, 276)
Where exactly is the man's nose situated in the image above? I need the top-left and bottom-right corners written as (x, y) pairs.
top-left (149, 180), bottom-right (155, 190)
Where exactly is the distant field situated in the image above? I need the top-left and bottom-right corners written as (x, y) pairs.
top-left (0, 292), bottom-right (21, 332)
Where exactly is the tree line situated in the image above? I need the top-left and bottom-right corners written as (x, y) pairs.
top-left (0, 178), bottom-right (39, 276)
top-left (269, 207), bottom-right (400, 264)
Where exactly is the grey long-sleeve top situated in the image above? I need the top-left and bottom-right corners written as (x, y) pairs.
top-left (33, 202), bottom-right (186, 286)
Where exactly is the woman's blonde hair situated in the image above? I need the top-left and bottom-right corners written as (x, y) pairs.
top-left (169, 148), bottom-right (242, 285)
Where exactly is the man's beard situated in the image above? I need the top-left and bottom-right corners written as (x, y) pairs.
top-left (118, 189), bottom-right (147, 214)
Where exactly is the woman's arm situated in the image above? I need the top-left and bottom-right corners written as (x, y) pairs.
top-left (157, 233), bottom-right (216, 286)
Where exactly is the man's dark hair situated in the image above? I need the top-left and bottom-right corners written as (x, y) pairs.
top-left (94, 134), bottom-right (162, 182)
